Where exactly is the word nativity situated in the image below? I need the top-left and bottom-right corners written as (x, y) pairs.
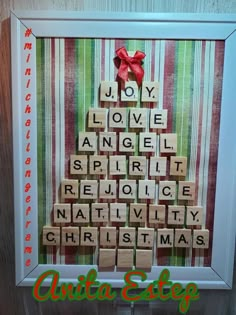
top-left (42, 78), bottom-right (209, 270)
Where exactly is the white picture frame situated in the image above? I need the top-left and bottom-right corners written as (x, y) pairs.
top-left (11, 10), bottom-right (236, 288)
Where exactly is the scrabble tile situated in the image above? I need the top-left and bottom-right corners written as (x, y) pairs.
top-left (119, 132), bottom-right (136, 152)
top-left (119, 227), bottom-right (136, 247)
top-left (80, 227), bottom-right (98, 246)
top-left (170, 156), bottom-right (187, 176)
top-left (175, 229), bottom-right (192, 248)
top-left (178, 181), bottom-right (196, 201)
top-left (98, 248), bottom-right (116, 268)
top-left (70, 155), bottom-right (88, 175)
top-left (109, 155), bottom-right (126, 176)
top-left (100, 227), bottom-right (117, 247)
top-left (160, 133), bottom-right (177, 154)
top-left (100, 81), bottom-right (118, 102)
top-left (167, 206), bottom-right (185, 225)
top-left (139, 132), bottom-right (157, 153)
top-left (157, 229), bottom-right (174, 248)
top-left (129, 108), bottom-right (147, 128)
top-left (89, 155), bottom-right (108, 175)
top-left (61, 227), bottom-right (80, 246)
top-left (117, 249), bottom-right (134, 269)
top-left (149, 157), bottom-right (167, 177)
top-left (121, 81), bottom-right (138, 102)
top-left (141, 81), bottom-right (159, 102)
top-left (42, 226), bottom-right (60, 246)
top-left (149, 205), bottom-right (166, 224)
top-left (72, 204), bottom-right (90, 224)
top-left (150, 109), bottom-right (168, 129)
top-left (159, 181), bottom-right (176, 200)
top-left (129, 156), bottom-right (147, 176)
top-left (119, 180), bottom-right (136, 199)
top-left (137, 228), bottom-right (155, 248)
top-left (129, 203), bottom-right (147, 223)
top-left (99, 180), bottom-right (117, 199)
top-left (192, 229), bottom-right (209, 249)
top-left (61, 179), bottom-right (78, 199)
top-left (53, 203), bottom-right (71, 224)
top-left (91, 203), bottom-right (109, 223)
top-left (109, 108), bottom-right (127, 128)
top-left (99, 132), bottom-right (116, 152)
top-left (78, 132), bottom-right (97, 152)
top-left (186, 206), bottom-right (203, 226)
top-left (110, 203), bottom-right (127, 223)
top-left (138, 180), bottom-right (156, 200)
top-left (135, 249), bottom-right (153, 269)
top-left (80, 180), bottom-right (98, 200)
top-left (88, 108), bottom-right (107, 128)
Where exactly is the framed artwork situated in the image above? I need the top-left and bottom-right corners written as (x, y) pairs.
top-left (11, 11), bottom-right (236, 289)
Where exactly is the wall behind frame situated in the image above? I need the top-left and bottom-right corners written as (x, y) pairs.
top-left (1, 1), bottom-right (236, 314)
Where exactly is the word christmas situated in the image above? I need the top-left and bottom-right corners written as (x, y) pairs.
top-left (42, 76), bottom-right (209, 270)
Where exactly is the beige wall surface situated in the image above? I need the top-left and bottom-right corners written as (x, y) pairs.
top-left (1, 1), bottom-right (236, 314)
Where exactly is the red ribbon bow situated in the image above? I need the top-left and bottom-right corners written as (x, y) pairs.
top-left (114, 47), bottom-right (146, 85)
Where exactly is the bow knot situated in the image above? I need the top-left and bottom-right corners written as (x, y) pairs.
top-left (114, 47), bottom-right (145, 85)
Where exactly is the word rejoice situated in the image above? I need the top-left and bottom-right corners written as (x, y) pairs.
top-left (33, 268), bottom-right (199, 314)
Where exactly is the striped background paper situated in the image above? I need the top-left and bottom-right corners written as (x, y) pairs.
top-left (36, 38), bottom-right (224, 267)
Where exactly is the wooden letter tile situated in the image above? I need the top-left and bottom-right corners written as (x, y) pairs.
top-left (100, 81), bottom-right (118, 102)
top-left (88, 108), bottom-right (107, 128)
top-left (129, 156), bottom-right (147, 176)
top-left (119, 180), bottom-right (136, 199)
top-left (61, 179), bottom-right (78, 199)
top-left (99, 132), bottom-right (116, 152)
top-left (149, 205), bottom-right (166, 225)
top-left (157, 229), bottom-right (174, 248)
top-left (80, 180), bottom-right (98, 200)
top-left (121, 81), bottom-right (138, 102)
top-left (53, 203), bottom-right (71, 224)
top-left (91, 203), bottom-right (109, 223)
top-left (167, 206), bottom-right (185, 225)
top-left (110, 203), bottom-right (127, 223)
top-left (98, 248), bottom-right (116, 268)
top-left (78, 132), bottom-right (97, 152)
top-left (159, 181), bottom-right (176, 200)
top-left (170, 156), bottom-right (187, 176)
top-left (89, 155), bottom-right (108, 175)
top-left (186, 206), bottom-right (203, 226)
top-left (129, 108), bottom-right (147, 128)
top-left (80, 227), bottom-right (98, 246)
top-left (174, 229), bottom-right (192, 248)
top-left (61, 227), bottom-right (80, 246)
top-left (178, 181), bottom-right (196, 201)
top-left (70, 155), bottom-right (88, 175)
top-left (139, 132), bottom-right (157, 153)
top-left (129, 203), bottom-right (147, 223)
top-left (72, 204), bottom-right (90, 224)
top-left (109, 108), bottom-right (127, 128)
top-left (192, 229), bottom-right (209, 249)
top-left (43, 226), bottom-right (60, 246)
top-left (149, 157), bottom-right (167, 177)
top-left (137, 228), bottom-right (154, 248)
top-left (150, 109), bottom-right (167, 129)
top-left (99, 180), bottom-right (117, 199)
top-left (160, 133), bottom-right (177, 154)
top-left (100, 227), bottom-right (117, 247)
top-left (141, 81), bottom-right (159, 102)
top-left (119, 132), bottom-right (136, 152)
top-left (109, 155), bottom-right (126, 176)
top-left (138, 180), bottom-right (156, 200)
top-left (119, 227), bottom-right (136, 247)
top-left (135, 249), bottom-right (153, 270)
top-left (117, 249), bottom-right (134, 268)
